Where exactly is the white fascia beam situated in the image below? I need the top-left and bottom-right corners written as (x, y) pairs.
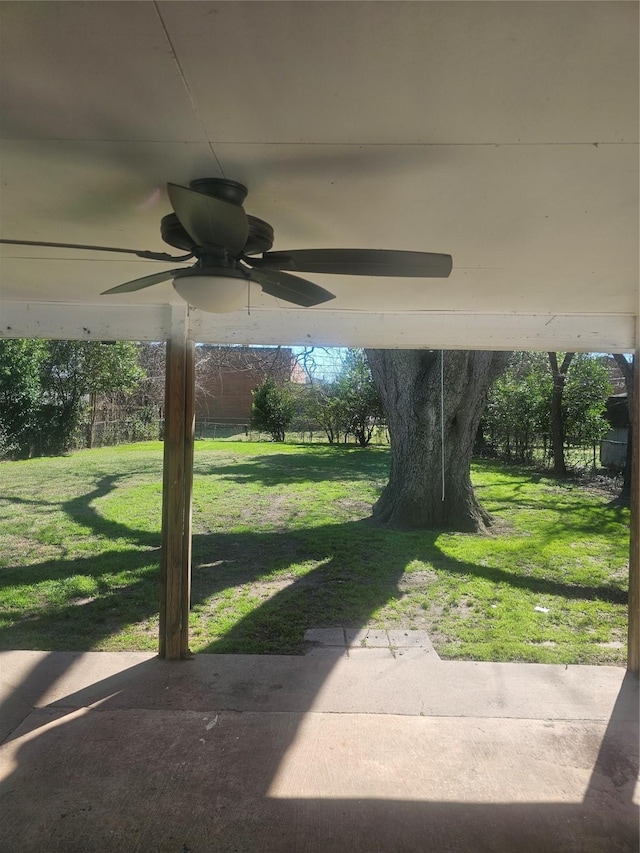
top-left (0, 302), bottom-right (172, 342)
top-left (192, 308), bottom-right (636, 353)
top-left (0, 301), bottom-right (636, 353)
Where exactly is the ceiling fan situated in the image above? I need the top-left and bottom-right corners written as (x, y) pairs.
top-left (0, 178), bottom-right (453, 313)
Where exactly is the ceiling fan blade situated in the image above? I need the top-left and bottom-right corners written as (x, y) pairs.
top-left (167, 183), bottom-right (249, 254)
top-left (257, 248), bottom-right (453, 278)
top-left (0, 238), bottom-right (192, 262)
top-left (248, 267), bottom-right (335, 307)
top-left (101, 268), bottom-right (184, 295)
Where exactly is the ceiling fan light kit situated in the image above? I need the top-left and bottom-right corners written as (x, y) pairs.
top-left (0, 177), bottom-right (453, 313)
top-left (172, 267), bottom-right (251, 314)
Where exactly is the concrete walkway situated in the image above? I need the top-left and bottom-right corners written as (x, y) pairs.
top-left (0, 649), bottom-right (638, 852)
top-left (304, 626), bottom-right (441, 657)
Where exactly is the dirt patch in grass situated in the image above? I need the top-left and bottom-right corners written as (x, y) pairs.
top-left (398, 569), bottom-right (439, 590)
top-left (334, 498), bottom-right (373, 516)
top-left (237, 493), bottom-right (294, 531)
top-left (563, 473), bottom-right (623, 501)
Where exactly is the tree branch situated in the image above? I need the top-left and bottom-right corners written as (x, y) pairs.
top-left (612, 353), bottom-right (633, 388)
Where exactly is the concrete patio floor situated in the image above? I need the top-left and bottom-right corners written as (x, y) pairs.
top-left (0, 647), bottom-right (638, 853)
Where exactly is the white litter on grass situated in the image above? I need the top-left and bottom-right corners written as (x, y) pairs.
top-left (534, 606), bottom-right (550, 613)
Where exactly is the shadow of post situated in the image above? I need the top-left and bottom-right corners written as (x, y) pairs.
top-left (584, 671), bottom-right (640, 805)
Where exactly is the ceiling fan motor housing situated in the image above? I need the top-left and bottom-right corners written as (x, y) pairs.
top-left (161, 178), bottom-right (274, 256)
top-left (160, 213), bottom-right (274, 256)
top-left (189, 177), bottom-right (247, 206)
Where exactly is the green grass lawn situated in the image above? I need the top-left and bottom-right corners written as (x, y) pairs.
top-left (0, 441), bottom-right (630, 664)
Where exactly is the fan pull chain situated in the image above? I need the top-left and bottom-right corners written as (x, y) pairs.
top-left (247, 280), bottom-right (251, 316)
top-left (441, 350), bottom-right (445, 502)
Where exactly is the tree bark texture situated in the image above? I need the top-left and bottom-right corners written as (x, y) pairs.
top-left (548, 352), bottom-right (574, 477)
top-left (365, 350), bottom-right (510, 532)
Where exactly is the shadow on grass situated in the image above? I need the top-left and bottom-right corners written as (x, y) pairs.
top-left (0, 454), bottom-right (629, 654)
top-left (484, 494), bottom-right (629, 541)
top-left (195, 448), bottom-right (390, 486)
top-left (194, 523), bottom-right (628, 655)
top-left (0, 515), bottom-right (628, 654)
top-left (1, 471), bottom-right (162, 556)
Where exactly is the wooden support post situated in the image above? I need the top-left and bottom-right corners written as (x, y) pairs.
top-left (159, 308), bottom-right (195, 660)
top-left (627, 344), bottom-right (639, 674)
top-left (181, 339), bottom-right (195, 658)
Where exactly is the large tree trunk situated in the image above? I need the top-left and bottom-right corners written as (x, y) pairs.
top-left (365, 350), bottom-right (510, 532)
top-left (547, 352), bottom-right (574, 477)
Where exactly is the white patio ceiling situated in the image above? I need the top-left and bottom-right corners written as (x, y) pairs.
top-left (0, 1), bottom-right (638, 351)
